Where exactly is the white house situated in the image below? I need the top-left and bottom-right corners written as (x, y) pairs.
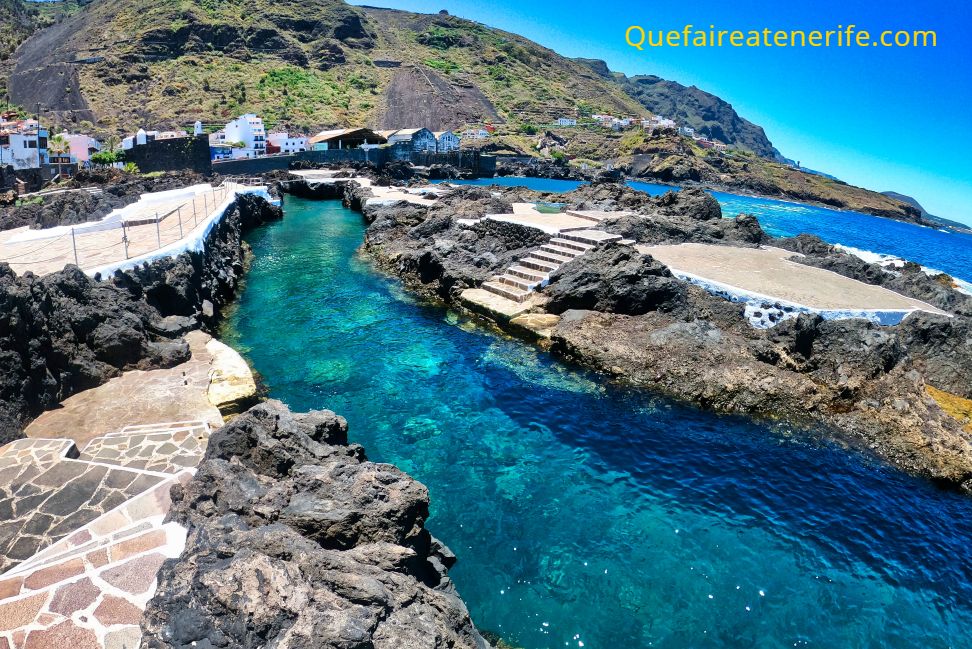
top-left (433, 130), bottom-right (460, 153)
top-left (461, 128), bottom-right (490, 140)
top-left (267, 132), bottom-right (308, 154)
top-left (556, 117), bottom-right (577, 127)
top-left (678, 126), bottom-right (696, 137)
top-left (223, 114), bottom-right (266, 158)
top-left (0, 119), bottom-right (49, 170)
top-left (155, 130), bottom-right (188, 141)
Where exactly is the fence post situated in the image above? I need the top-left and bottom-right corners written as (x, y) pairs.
top-left (122, 223), bottom-right (129, 259)
top-left (177, 206), bottom-right (184, 238)
top-left (155, 212), bottom-right (162, 249)
top-left (70, 228), bottom-right (79, 267)
top-left (204, 193), bottom-right (208, 217)
top-left (193, 198), bottom-right (198, 226)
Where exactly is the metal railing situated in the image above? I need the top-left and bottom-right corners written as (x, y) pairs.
top-left (0, 179), bottom-right (260, 276)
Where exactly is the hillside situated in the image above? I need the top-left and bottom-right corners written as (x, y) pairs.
top-left (575, 58), bottom-right (780, 159)
top-left (4, 0), bottom-right (921, 223)
top-left (6, 0), bottom-right (645, 134)
top-left (882, 191), bottom-right (971, 232)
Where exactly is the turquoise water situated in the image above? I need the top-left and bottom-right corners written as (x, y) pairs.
top-left (442, 177), bottom-right (972, 282)
top-left (222, 197), bottom-right (972, 649)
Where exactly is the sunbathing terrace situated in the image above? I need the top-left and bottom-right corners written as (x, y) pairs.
top-left (0, 178), bottom-right (270, 278)
top-left (639, 243), bottom-right (949, 320)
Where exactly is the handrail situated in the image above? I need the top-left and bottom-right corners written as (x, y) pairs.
top-left (0, 180), bottom-right (261, 273)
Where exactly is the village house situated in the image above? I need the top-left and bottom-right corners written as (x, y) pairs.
top-left (644, 116), bottom-right (676, 131)
top-left (378, 128), bottom-right (437, 152)
top-left (678, 126), bottom-right (696, 137)
top-left (266, 132), bottom-right (308, 155)
top-left (0, 118), bottom-right (49, 170)
top-left (223, 114), bottom-right (267, 158)
top-left (461, 128), bottom-right (490, 140)
top-left (433, 130), bottom-right (460, 153)
top-left (60, 133), bottom-right (101, 163)
top-left (556, 117), bottom-right (577, 127)
top-left (695, 137), bottom-right (715, 149)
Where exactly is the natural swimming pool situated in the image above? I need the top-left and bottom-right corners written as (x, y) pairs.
top-left (222, 195), bottom-right (972, 649)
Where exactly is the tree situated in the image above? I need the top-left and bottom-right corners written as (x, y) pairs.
top-left (90, 150), bottom-right (122, 166)
top-left (47, 133), bottom-right (69, 179)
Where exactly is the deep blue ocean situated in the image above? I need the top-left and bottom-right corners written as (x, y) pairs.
top-left (443, 177), bottom-right (972, 284)
top-left (222, 194), bottom-right (972, 649)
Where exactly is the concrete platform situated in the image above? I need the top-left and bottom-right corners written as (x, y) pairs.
top-left (638, 243), bottom-right (948, 316)
top-left (24, 331), bottom-right (236, 447)
top-left (484, 212), bottom-right (598, 235)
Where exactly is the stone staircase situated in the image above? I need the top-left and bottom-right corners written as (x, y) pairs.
top-left (482, 229), bottom-right (623, 302)
top-left (0, 421), bottom-right (213, 647)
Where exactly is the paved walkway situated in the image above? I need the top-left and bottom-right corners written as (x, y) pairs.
top-left (639, 243), bottom-right (948, 315)
top-left (288, 171), bottom-right (446, 207)
top-left (25, 332), bottom-right (241, 448)
top-left (0, 182), bottom-right (252, 277)
top-left (0, 331), bottom-right (258, 647)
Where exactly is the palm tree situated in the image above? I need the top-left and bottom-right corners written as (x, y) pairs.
top-left (47, 133), bottom-right (69, 180)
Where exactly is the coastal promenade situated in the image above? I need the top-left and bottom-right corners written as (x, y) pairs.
top-left (0, 178), bottom-right (269, 278)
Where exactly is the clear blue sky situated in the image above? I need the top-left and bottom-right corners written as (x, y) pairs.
top-left (352, 0), bottom-right (972, 225)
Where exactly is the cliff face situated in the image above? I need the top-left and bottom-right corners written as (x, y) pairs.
top-left (574, 59), bottom-right (780, 159)
top-left (0, 190), bottom-right (281, 444)
top-left (141, 400), bottom-right (490, 649)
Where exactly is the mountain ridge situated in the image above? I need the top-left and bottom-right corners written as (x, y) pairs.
top-left (574, 57), bottom-right (782, 159)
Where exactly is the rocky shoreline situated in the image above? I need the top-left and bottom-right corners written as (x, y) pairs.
top-left (0, 186), bottom-right (281, 445)
top-left (491, 158), bottom-right (928, 226)
top-left (141, 400), bottom-right (490, 648)
top-left (0, 177), bottom-right (498, 648)
top-left (288, 175), bottom-right (972, 491)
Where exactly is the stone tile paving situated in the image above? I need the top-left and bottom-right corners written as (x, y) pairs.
top-left (0, 440), bottom-right (78, 472)
top-left (0, 459), bottom-right (166, 573)
top-left (0, 521), bottom-right (185, 648)
top-left (79, 427), bottom-right (208, 474)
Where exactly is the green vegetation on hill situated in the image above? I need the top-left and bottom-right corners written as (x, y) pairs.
top-left (3, 0), bottom-right (922, 222)
top-left (5, 0), bottom-right (643, 135)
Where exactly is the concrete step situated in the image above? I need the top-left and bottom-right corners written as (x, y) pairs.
top-left (507, 265), bottom-right (549, 282)
top-left (560, 230), bottom-right (623, 246)
top-left (497, 274), bottom-right (538, 292)
top-left (519, 257), bottom-right (560, 273)
top-left (565, 210), bottom-right (635, 223)
top-left (540, 244), bottom-right (584, 258)
top-left (533, 249), bottom-right (576, 265)
top-left (482, 281), bottom-right (531, 303)
top-left (549, 238), bottom-right (593, 253)
top-left (119, 420), bottom-right (211, 434)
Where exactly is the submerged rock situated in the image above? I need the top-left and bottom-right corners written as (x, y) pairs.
top-left (141, 400), bottom-right (490, 649)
